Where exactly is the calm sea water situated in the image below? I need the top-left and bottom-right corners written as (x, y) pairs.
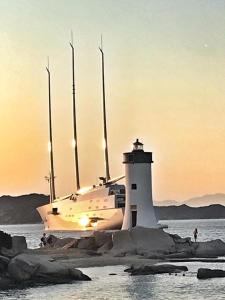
top-left (1, 219), bottom-right (225, 300)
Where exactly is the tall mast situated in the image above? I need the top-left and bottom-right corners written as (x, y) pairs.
top-left (70, 36), bottom-right (80, 191)
top-left (49, 171), bottom-right (53, 203)
top-left (45, 172), bottom-right (53, 203)
top-left (99, 38), bottom-right (110, 182)
top-left (46, 63), bottom-right (56, 200)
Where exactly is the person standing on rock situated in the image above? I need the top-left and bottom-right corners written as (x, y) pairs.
top-left (193, 228), bottom-right (198, 242)
top-left (40, 233), bottom-right (47, 247)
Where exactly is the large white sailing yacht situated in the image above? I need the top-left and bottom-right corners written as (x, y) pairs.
top-left (37, 40), bottom-right (125, 231)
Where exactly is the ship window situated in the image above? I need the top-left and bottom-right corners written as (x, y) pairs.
top-left (88, 206), bottom-right (91, 209)
top-left (104, 199), bottom-right (107, 202)
top-left (131, 184), bottom-right (137, 190)
top-left (96, 206), bottom-right (99, 209)
top-left (103, 206), bottom-right (107, 208)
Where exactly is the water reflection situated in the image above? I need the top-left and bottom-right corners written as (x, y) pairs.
top-left (126, 274), bottom-right (157, 299)
top-left (1, 289), bottom-right (29, 300)
top-left (1, 263), bottom-right (225, 300)
top-left (1, 221), bottom-right (225, 299)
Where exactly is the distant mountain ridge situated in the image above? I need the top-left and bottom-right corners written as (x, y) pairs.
top-left (154, 200), bottom-right (180, 207)
top-left (184, 193), bottom-right (225, 207)
top-left (155, 204), bottom-right (225, 220)
top-left (155, 193), bottom-right (225, 207)
top-left (0, 193), bottom-right (48, 224)
top-left (0, 193), bottom-right (225, 224)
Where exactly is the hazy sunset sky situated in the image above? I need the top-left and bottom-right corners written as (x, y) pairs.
top-left (0, 0), bottom-right (225, 201)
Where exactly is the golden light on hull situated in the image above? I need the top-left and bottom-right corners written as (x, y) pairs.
top-left (79, 216), bottom-right (90, 227)
top-left (76, 186), bottom-right (93, 195)
top-left (91, 221), bottom-right (98, 227)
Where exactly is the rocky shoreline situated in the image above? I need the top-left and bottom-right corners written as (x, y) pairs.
top-left (1, 227), bottom-right (225, 289)
top-left (37, 226), bottom-right (225, 259)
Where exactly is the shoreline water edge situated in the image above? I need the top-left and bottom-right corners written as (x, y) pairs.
top-left (1, 226), bottom-right (225, 289)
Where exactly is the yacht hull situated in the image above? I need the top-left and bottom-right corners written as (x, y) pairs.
top-left (37, 203), bottom-right (124, 231)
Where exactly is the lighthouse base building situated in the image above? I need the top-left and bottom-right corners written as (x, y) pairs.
top-left (122, 139), bottom-right (158, 230)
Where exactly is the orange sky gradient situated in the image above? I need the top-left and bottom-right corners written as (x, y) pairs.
top-left (1, 0), bottom-right (225, 202)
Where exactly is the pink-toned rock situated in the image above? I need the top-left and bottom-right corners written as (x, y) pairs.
top-left (195, 239), bottom-right (225, 258)
top-left (111, 227), bottom-right (176, 256)
top-left (8, 253), bottom-right (91, 283)
top-left (77, 237), bottom-right (97, 250)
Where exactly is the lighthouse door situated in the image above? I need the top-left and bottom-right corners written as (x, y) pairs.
top-left (132, 211), bottom-right (137, 227)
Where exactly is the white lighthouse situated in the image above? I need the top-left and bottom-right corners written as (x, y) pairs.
top-left (122, 139), bottom-right (158, 230)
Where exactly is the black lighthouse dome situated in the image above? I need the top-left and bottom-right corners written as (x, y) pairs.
top-left (133, 139), bottom-right (144, 151)
top-left (123, 139), bottom-right (153, 164)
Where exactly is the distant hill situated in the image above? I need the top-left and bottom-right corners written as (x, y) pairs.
top-left (155, 193), bottom-right (225, 207)
top-left (183, 193), bottom-right (225, 207)
top-left (0, 193), bottom-right (225, 224)
top-left (156, 204), bottom-right (225, 220)
top-left (0, 193), bottom-right (48, 224)
top-left (154, 200), bottom-right (180, 207)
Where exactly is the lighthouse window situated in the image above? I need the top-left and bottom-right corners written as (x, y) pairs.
top-left (131, 184), bottom-right (137, 190)
top-left (128, 154), bottom-right (134, 162)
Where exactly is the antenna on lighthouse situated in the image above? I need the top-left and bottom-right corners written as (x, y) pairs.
top-left (70, 32), bottom-right (80, 191)
top-left (46, 60), bottom-right (56, 200)
top-left (99, 35), bottom-right (110, 182)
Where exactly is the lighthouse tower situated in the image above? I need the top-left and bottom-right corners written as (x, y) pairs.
top-left (122, 139), bottom-right (158, 230)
